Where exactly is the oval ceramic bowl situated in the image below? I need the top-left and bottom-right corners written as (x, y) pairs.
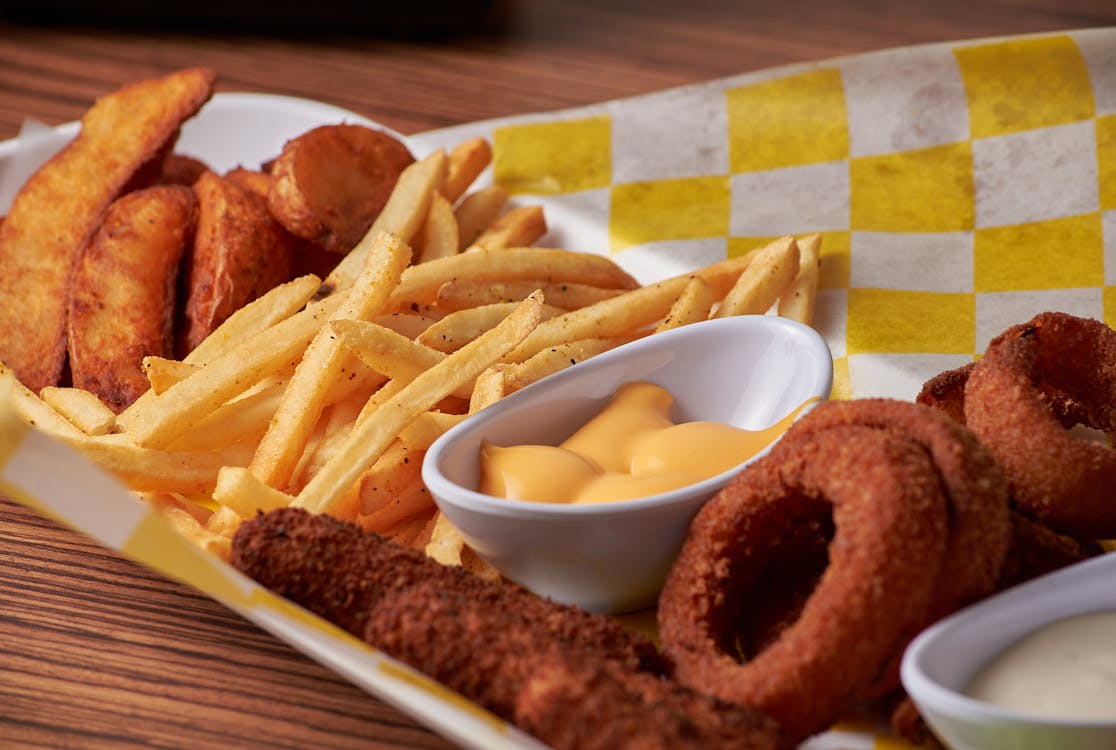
top-left (422, 314), bottom-right (833, 613)
top-left (901, 552), bottom-right (1116, 750)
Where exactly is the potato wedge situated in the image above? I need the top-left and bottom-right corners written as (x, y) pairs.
top-left (68, 185), bottom-right (195, 412)
top-left (181, 170), bottom-right (297, 353)
top-left (0, 67), bottom-right (216, 391)
top-left (267, 124), bottom-right (415, 254)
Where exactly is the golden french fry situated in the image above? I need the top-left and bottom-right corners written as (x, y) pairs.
top-left (455, 185), bottom-right (508, 250)
top-left (165, 380), bottom-right (285, 452)
top-left (505, 276), bottom-right (690, 362)
top-left (425, 513), bottom-right (466, 566)
top-left (141, 356), bottom-right (198, 395)
top-left (326, 150), bottom-right (447, 291)
top-left (381, 505), bottom-right (438, 549)
top-left (440, 137), bottom-right (492, 203)
top-left (389, 247), bottom-right (638, 309)
top-left (250, 233), bottom-right (411, 490)
top-left (154, 501), bottom-right (231, 560)
top-left (295, 291), bottom-right (544, 514)
top-left (469, 364), bottom-right (510, 413)
top-left (375, 312), bottom-right (439, 340)
top-left (183, 273), bottom-right (324, 366)
top-left (39, 386), bottom-right (116, 436)
top-left (61, 432), bottom-right (252, 494)
top-left (350, 439), bottom-right (425, 518)
top-left (213, 466), bottom-right (295, 518)
top-left (714, 236), bottom-right (799, 318)
top-left (415, 193), bottom-right (460, 263)
top-left (507, 338), bottom-right (619, 391)
top-left (398, 411), bottom-right (466, 450)
top-left (656, 276), bottom-right (716, 333)
top-left (417, 302), bottom-right (563, 354)
top-left (116, 293), bottom-right (343, 448)
top-left (778, 234), bottom-right (822, 325)
top-left (435, 278), bottom-right (624, 312)
top-left (1, 366), bottom-right (84, 439)
top-left (464, 205), bottom-right (547, 253)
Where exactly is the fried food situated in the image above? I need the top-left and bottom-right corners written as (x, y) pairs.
top-left (0, 67), bottom-right (216, 391)
top-left (67, 185), bottom-right (196, 412)
top-left (658, 422), bottom-right (953, 745)
top-left (231, 507), bottom-right (786, 750)
top-left (963, 312), bottom-right (1116, 538)
top-left (267, 124), bottom-right (415, 254)
top-left (915, 360), bottom-right (974, 424)
top-left (181, 170), bottom-right (297, 353)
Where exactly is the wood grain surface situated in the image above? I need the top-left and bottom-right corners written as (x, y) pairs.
top-left (2, 2), bottom-right (1114, 748)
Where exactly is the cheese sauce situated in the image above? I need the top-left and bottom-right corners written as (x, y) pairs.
top-left (964, 610), bottom-right (1116, 721)
top-left (479, 381), bottom-right (809, 505)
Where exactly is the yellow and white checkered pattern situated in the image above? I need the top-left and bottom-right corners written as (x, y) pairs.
top-left (414, 27), bottom-right (1116, 405)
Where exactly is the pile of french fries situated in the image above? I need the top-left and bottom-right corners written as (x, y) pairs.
top-left (0, 74), bottom-right (820, 573)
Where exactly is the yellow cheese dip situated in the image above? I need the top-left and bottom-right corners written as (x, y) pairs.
top-left (964, 610), bottom-right (1116, 721)
top-left (479, 381), bottom-right (808, 504)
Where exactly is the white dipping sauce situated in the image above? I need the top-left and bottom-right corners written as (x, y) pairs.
top-left (965, 610), bottom-right (1116, 721)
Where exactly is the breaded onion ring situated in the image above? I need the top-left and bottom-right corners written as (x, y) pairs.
top-left (915, 361), bottom-right (974, 425)
top-left (964, 312), bottom-right (1116, 538)
top-left (658, 424), bottom-right (950, 744)
top-left (787, 399), bottom-right (1010, 622)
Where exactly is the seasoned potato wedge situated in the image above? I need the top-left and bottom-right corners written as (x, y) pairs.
top-left (267, 124), bottom-right (414, 254)
top-left (181, 170), bottom-right (297, 353)
top-left (68, 185), bottom-right (196, 412)
top-left (0, 67), bottom-right (216, 391)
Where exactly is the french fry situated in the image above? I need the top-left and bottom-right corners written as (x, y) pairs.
top-left (415, 193), bottom-right (459, 263)
top-left (295, 291), bottom-right (544, 514)
top-left (249, 232), bottom-right (411, 490)
top-left (1, 366), bottom-right (84, 440)
top-left (464, 205), bottom-right (547, 253)
top-left (388, 247), bottom-right (638, 309)
top-left (506, 338), bottom-right (619, 391)
top-left (181, 273), bottom-right (324, 366)
top-left (656, 276), bottom-right (716, 332)
top-left (440, 137), bottom-right (492, 203)
top-left (155, 502), bottom-right (231, 560)
top-left (116, 293), bottom-right (343, 448)
top-left (332, 319), bottom-right (445, 379)
top-left (165, 380), bottom-right (285, 452)
top-left (455, 185), bottom-right (508, 250)
top-left (350, 439), bottom-right (425, 518)
top-left (375, 312), bottom-right (439, 340)
top-left (141, 356), bottom-right (198, 395)
top-left (436, 278), bottom-right (624, 312)
top-left (61, 432), bottom-right (252, 494)
top-left (398, 411), bottom-right (466, 450)
top-left (416, 302), bottom-right (563, 354)
top-left (381, 505), bottom-right (438, 549)
top-left (326, 150), bottom-right (448, 291)
top-left (39, 386), bottom-right (116, 436)
top-left (469, 364), bottom-right (510, 413)
top-left (505, 276), bottom-right (691, 362)
top-left (714, 236), bottom-right (799, 318)
top-left (778, 233), bottom-right (822, 325)
top-left (213, 466), bottom-right (295, 518)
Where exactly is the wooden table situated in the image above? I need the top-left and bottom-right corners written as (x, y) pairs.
top-left (1, 2), bottom-right (1113, 747)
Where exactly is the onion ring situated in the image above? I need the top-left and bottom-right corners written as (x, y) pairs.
top-left (786, 399), bottom-right (1010, 623)
top-left (658, 424), bottom-right (949, 744)
top-left (964, 312), bottom-right (1116, 538)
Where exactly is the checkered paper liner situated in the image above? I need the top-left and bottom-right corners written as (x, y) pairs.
top-left (2, 27), bottom-right (1114, 750)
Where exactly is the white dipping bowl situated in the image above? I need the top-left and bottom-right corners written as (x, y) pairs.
top-left (422, 315), bottom-right (833, 613)
top-left (901, 552), bottom-right (1116, 750)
